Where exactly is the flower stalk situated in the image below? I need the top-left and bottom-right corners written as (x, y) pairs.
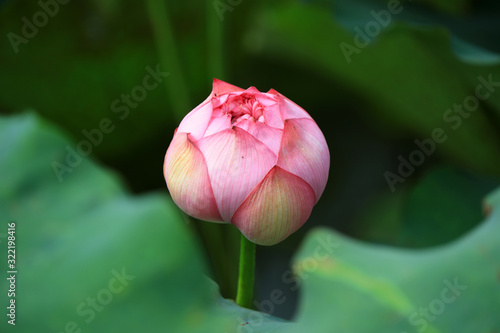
top-left (236, 233), bottom-right (256, 309)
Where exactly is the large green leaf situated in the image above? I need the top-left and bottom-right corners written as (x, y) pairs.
top-left (356, 166), bottom-right (499, 247)
top-left (0, 113), bottom-right (287, 333)
top-left (288, 188), bottom-right (500, 332)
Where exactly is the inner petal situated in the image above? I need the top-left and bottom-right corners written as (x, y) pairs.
top-left (235, 119), bottom-right (283, 156)
top-left (222, 94), bottom-right (266, 124)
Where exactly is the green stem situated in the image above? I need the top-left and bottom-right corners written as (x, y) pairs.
top-left (236, 233), bottom-right (256, 309)
top-left (146, 0), bottom-right (190, 120)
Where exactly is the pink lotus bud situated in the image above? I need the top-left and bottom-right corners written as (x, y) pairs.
top-left (164, 79), bottom-right (330, 245)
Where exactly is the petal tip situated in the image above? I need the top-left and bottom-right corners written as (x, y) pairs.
top-left (212, 78), bottom-right (245, 95)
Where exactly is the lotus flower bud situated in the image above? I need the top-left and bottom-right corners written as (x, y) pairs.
top-left (164, 79), bottom-right (330, 245)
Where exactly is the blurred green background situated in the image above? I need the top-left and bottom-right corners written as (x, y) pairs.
top-left (1, 0), bottom-right (500, 332)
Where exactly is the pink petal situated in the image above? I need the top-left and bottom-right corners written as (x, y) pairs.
top-left (254, 93), bottom-right (278, 107)
top-left (267, 88), bottom-right (279, 95)
top-left (211, 93), bottom-right (230, 110)
top-left (277, 94), bottom-right (313, 120)
top-left (235, 119), bottom-right (284, 156)
top-left (232, 166), bottom-right (316, 246)
top-left (277, 118), bottom-right (330, 202)
top-left (213, 78), bottom-right (245, 96)
top-left (177, 96), bottom-right (213, 141)
top-left (164, 132), bottom-right (222, 222)
top-left (262, 103), bottom-right (284, 129)
top-left (197, 127), bottom-right (277, 221)
top-left (205, 114), bottom-right (232, 137)
top-left (245, 86), bottom-right (261, 94)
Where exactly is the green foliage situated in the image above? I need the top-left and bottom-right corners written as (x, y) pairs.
top-left (333, 0), bottom-right (500, 63)
top-left (356, 166), bottom-right (499, 247)
top-left (0, 1), bottom-right (204, 158)
top-left (289, 199), bottom-right (500, 332)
